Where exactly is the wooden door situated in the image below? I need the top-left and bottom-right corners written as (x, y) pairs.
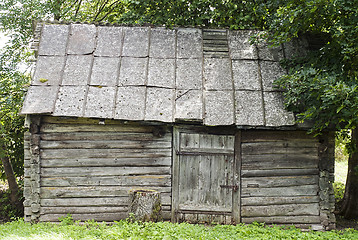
top-left (172, 128), bottom-right (240, 224)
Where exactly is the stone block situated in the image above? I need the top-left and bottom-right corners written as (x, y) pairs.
top-left (148, 58), bottom-right (175, 88)
top-left (32, 56), bottom-right (65, 86)
top-left (263, 91), bottom-right (295, 126)
top-left (150, 28), bottom-right (176, 58)
top-left (122, 27), bottom-right (149, 57)
top-left (84, 86), bottom-right (116, 118)
top-left (145, 87), bottom-right (175, 122)
top-left (260, 61), bottom-right (287, 91)
top-left (228, 30), bottom-right (258, 59)
top-left (115, 86), bottom-right (146, 120)
top-left (204, 90), bottom-right (234, 126)
top-left (119, 57), bottom-right (148, 86)
top-left (235, 90), bottom-right (264, 126)
top-left (67, 24), bottom-right (96, 55)
top-left (176, 58), bottom-right (202, 90)
top-left (177, 28), bottom-right (202, 58)
top-left (21, 86), bottom-right (58, 114)
top-left (257, 41), bottom-right (284, 61)
top-left (175, 90), bottom-right (203, 121)
top-left (204, 58), bottom-right (233, 90)
top-left (38, 24), bottom-right (69, 56)
top-left (232, 60), bottom-right (260, 90)
top-left (90, 57), bottom-right (120, 86)
top-left (62, 55), bottom-right (93, 85)
top-left (53, 86), bottom-right (87, 116)
top-left (95, 26), bottom-right (123, 57)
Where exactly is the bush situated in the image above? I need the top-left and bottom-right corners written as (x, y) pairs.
top-left (333, 181), bottom-right (345, 212)
top-left (0, 188), bottom-right (24, 222)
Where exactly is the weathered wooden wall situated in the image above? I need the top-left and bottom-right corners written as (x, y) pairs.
top-left (24, 116), bottom-right (172, 222)
top-left (240, 130), bottom-right (335, 229)
top-left (24, 118), bottom-right (335, 227)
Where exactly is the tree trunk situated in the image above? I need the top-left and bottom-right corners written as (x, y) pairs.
top-left (129, 190), bottom-right (162, 222)
top-left (0, 143), bottom-right (21, 208)
top-left (339, 128), bottom-right (358, 219)
top-left (1, 156), bottom-right (20, 203)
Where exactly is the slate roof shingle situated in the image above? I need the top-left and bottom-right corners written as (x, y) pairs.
top-left (22, 23), bottom-right (303, 127)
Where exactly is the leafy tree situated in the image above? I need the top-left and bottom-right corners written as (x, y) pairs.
top-left (267, 0), bottom-right (358, 218)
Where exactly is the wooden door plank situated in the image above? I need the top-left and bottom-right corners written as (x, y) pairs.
top-left (233, 131), bottom-right (241, 223)
top-left (171, 127), bottom-right (180, 222)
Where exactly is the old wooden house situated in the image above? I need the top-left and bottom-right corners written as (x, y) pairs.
top-left (21, 22), bottom-right (335, 230)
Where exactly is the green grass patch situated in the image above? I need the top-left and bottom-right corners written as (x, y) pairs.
top-left (0, 218), bottom-right (357, 240)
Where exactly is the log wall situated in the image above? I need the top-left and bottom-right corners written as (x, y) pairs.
top-left (24, 117), bottom-right (335, 227)
top-left (240, 130), bottom-right (335, 229)
top-left (24, 116), bottom-right (172, 222)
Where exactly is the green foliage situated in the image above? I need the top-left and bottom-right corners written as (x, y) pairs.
top-left (115, 0), bottom-right (281, 29)
top-left (0, 188), bottom-right (23, 221)
top-left (333, 182), bottom-right (345, 202)
top-left (271, 1), bottom-right (358, 139)
top-left (58, 214), bottom-right (74, 226)
top-left (0, 219), bottom-right (357, 239)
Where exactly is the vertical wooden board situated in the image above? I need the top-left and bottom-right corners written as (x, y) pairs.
top-left (190, 155), bottom-right (200, 205)
top-left (180, 133), bottom-right (199, 149)
top-left (178, 155), bottom-right (189, 204)
top-left (198, 155), bottom-right (211, 204)
top-left (197, 213), bottom-right (209, 223)
top-left (210, 154), bottom-right (222, 206)
top-left (172, 127), bottom-right (180, 222)
top-left (212, 215), bottom-right (226, 224)
top-left (199, 133), bottom-right (213, 149)
top-left (224, 155), bottom-right (234, 209)
top-left (184, 213), bottom-right (198, 223)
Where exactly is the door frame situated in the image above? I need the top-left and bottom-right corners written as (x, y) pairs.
top-left (171, 126), bottom-right (241, 223)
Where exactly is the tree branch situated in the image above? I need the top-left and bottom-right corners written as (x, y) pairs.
top-left (97, 0), bottom-right (123, 22)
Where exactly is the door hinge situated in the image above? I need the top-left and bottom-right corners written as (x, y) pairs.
top-left (220, 185), bottom-right (239, 192)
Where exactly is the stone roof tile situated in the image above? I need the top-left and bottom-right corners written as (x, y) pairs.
top-left (22, 23), bottom-right (303, 128)
top-left (38, 24), bottom-right (69, 56)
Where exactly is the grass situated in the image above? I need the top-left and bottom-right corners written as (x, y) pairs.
top-left (0, 218), bottom-right (358, 240)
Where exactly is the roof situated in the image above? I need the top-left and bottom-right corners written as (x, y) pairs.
top-left (21, 22), bottom-right (309, 127)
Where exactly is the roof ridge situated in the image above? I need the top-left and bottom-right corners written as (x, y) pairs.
top-left (32, 19), bottom-right (248, 30)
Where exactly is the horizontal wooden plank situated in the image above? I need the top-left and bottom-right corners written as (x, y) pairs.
top-left (41, 175), bottom-right (171, 187)
top-left (40, 140), bottom-right (171, 149)
top-left (41, 186), bottom-right (171, 199)
top-left (39, 212), bottom-right (128, 222)
top-left (241, 131), bottom-right (316, 142)
top-left (41, 132), bottom-right (171, 141)
top-left (241, 154), bottom-right (318, 170)
top-left (36, 205), bottom-right (171, 215)
top-left (177, 149), bottom-right (234, 156)
top-left (242, 142), bottom-right (317, 155)
top-left (241, 168), bottom-right (319, 177)
top-left (242, 196), bottom-right (320, 206)
top-left (242, 185), bottom-right (319, 197)
top-left (242, 215), bottom-right (321, 224)
top-left (41, 157), bottom-right (171, 167)
top-left (41, 148), bottom-right (171, 159)
top-left (178, 204), bottom-right (231, 213)
top-left (40, 123), bottom-right (172, 133)
top-left (41, 166), bottom-right (171, 177)
top-left (242, 176), bottom-right (318, 188)
top-left (41, 197), bottom-right (128, 207)
top-left (39, 206), bottom-right (126, 214)
top-left (241, 203), bottom-right (319, 217)
top-left (41, 194), bottom-right (171, 206)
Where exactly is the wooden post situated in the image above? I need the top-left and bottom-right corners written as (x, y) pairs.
top-left (129, 190), bottom-right (162, 222)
